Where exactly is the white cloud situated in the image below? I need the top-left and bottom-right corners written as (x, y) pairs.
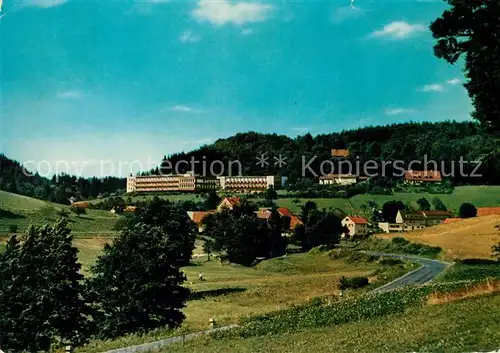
top-left (169, 105), bottom-right (204, 113)
top-left (179, 30), bottom-right (200, 43)
top-left (371, 21), bottom-right (426, 39)
top-left (26, 0), bottom-right (67, 8)
top-left (241, 28), bottom-right (254, 36)
top-left (384, 108), bottom-right (416, 116)
top-left (193, 0), bottom-right (273, 26)
top-left (331, 5), bottom-right (367, 23)
top-left (417, 84), bottom-right (445, 92)
top-left (56, 90), bottom-right (83, 99)
top-left (446, 78), bottom-right (461, 85)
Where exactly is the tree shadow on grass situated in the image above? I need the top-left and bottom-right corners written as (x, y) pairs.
top-left (189, 287), bottom-right (247, 300)
top-left (0, 209), bottom-right (25, 219)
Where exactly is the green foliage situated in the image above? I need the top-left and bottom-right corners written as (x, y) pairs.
top-left (0, 220), bottom-right (90, 352)
top-left (329, 249), bottom-right (378, 264)
top-left (338, 276), bottom-right (369, 290)
top-left (292, 201), bottom-right (342, 252)
top-left (203, 191), bottom-right (221, 210)
top-left (440, 261), bottom-right (500, 282)
top-left (238, 281), bottom-right (472, 338)
top-left (430, 1), bottom-right (500, 134)
top-left (382, 200), bottom-right (405, 222)
top-left (265, 186), bottom-right (278, 202)
top-left (85, 223), bottom-right (189, 340)
top-left (128, 197), bottom-right (197, 266)
top-left (361, 237), bottom-right (442, 258)
top-left (70, 205), bottom-right (86, 217)
top-left (459, 202), bottom-right (477, 218)
top-left (417, 197), bottom-right (431, 211)
top-left (7, 224), bottom-right (17, 233)
top-left (432, 197), bottom-right (448, 211)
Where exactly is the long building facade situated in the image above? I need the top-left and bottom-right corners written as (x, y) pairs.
top-left (126, 173), bottom-right (218, 193)
top-left (127, 174), bottom-right (281, 193)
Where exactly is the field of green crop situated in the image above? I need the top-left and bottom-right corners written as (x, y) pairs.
top-left (0, 190), bottom-right (119, 235)
top-left (167, 291), bottom-right (500, 353)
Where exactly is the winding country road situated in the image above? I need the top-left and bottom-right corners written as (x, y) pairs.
top-left (100, 252), bottom-right (451, 353)
top-left (365, 252), bottom-right (452, 293)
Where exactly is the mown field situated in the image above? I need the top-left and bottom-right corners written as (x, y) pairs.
top-left (0, 190), bottom-right (119, 235)
top-left (77, 250), bottom-right (413, 353)
top-left (377, 214), bottom-right (500, 260)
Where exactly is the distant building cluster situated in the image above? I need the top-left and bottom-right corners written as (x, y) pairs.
top-left (378, 210), bottom-right (452, 233)
top-left (126, 174), bottom-right (283, 193)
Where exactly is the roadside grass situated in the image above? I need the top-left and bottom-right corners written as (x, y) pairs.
top-left (359, 237), bottom-right (442, 259)
top-left (377, 214), bottom-right (500, 260)
top-left (437, 259), bottom-right (500, 282)
top-left (161, 292), bottom-right (500, 353)
top-left (76, 250), bottom-right (411, 353)
top-left (428, 279), bottom-right (500, 305)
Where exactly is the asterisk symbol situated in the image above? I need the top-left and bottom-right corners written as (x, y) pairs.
top-left (256, 152), bottom-right (269, 168)
top-left (274, 154), bottom-right (287, 167)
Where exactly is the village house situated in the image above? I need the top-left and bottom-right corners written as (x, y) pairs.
top-left (341, 215), bottom-right (369, 238)
top-left (255, 207), bottom-right (303, 233)
top-left (319, 173), bottom-right (358, 186)
top-left (216, 197), bottom-right (241, 212)
top-left (404, 170), bottom-right (442, 184)
top-left (187, 211), bottom-right (215, 233)
top-left (396, 210), bottom-right (451, 227)
top-left (331, 149), bottom-right (350, 158)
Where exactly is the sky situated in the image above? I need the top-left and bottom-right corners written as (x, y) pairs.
top-left (0, 0), bottom-right (472, 177)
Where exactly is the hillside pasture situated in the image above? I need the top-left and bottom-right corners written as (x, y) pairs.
top-left (377, 215), bottom-right (500, 260)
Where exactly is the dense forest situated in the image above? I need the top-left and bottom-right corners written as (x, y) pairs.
top-left (152, 120), bottom-right (499, 185)
top-left (1, 121), bottom-right (499, 204)
top-left (0, 155), bottom-right (125, 204)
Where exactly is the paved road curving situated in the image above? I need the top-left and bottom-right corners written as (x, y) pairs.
top-left (364, 252), bottom-right (452, 293)
top-left (100, 252), bottom-right (451, 353)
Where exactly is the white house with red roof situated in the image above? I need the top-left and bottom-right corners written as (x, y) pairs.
top-left (341, 215), bottom-right (369, 238)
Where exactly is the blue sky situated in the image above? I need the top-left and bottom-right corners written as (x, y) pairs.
top-left (1, 0), bottom-right (472, 177)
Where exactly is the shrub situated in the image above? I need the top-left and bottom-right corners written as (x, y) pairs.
top-left (459, 202), bottom-right (477, 218)
top-left (339, 276), bottom-right (369, 290)
top-left (7, 224), bottom-right (18, 234)
top-left (378, 257), bottom-right (404, 266)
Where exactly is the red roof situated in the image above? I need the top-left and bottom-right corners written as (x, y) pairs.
top-left (290, 216), bottom-right (303, 230)
top-left (331, 149), bottom-right (350, 157)
top-left (443, 218), bottom-right (462, 224)
top-left (477, 207), bottom-right (500, 217)
top-left (256, 209), bottom-right (272, 219)
top-left (189, 211), bottom-right (214, 224)
top-left (347, 215), bottom-right (369, 224)
top-left (224, 197), bottom-right (241, 206)
top-left (404, 170), bottom-right (442, 182)
top-left (277, 207), bottom-right (293, 218)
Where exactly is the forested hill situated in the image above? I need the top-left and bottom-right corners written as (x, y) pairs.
top-left (0, 154), bottom-right (125, 204)
top-left (1, 121), bottom-right (499, 204)
top-left (153, 121), bottom-right (500, 184)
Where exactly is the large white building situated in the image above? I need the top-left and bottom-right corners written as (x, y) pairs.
top-left (217, 175), bottom-right (281, 192)
top-left (319, 174), bottom-right (358, 186)
top-left (126, 173), bottom-right (218, 193)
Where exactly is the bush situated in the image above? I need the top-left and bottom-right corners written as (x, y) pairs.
top-left (459, 202), bottom-right (477, 218)
top-left (7, 224), bottom-right (18, 233)
top-left (378, 257), bottom-right (404, 266)
top-left (339, 276), bottom-right (369, 290)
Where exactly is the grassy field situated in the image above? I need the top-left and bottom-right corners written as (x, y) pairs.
top-left (77, 250), bottom-right (412, 352)
top-left (0, 190), bottom-right (119, 235)
top-left (277, 185), bottom-right (500, 214)
top-left (377, 215), bottom-right (500, 260)
top-left (164, 292), bottom-right (500, 353)
top-left (90, 193), bottom-right (201, 204)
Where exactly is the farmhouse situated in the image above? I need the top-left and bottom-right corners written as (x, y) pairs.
top-left (216, 197), bottom-right (241, 212)
top-left (396, 210), bottom-right (451, 228)
top-left (255, 207), bottom-right (303, 232)
top-left (341, 215), bottom-right (369, 238)
top-left (187, 211), bottom-right (215, 233)
top-left (404, 170), bottom-right (442, 184)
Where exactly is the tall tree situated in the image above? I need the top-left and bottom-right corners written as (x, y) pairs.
top-left (459, 202), bottom-right (477, 218)
top-left (86, 223), bottom-right (189, 339)
top-left (382, 201), bottom-right (406, 223)
top-left (0, 221), bottom-right (90, 352)
top-left (430, 0), bottom-right (500, 134)
top-left (417, 197), bottom-right (431, 211)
